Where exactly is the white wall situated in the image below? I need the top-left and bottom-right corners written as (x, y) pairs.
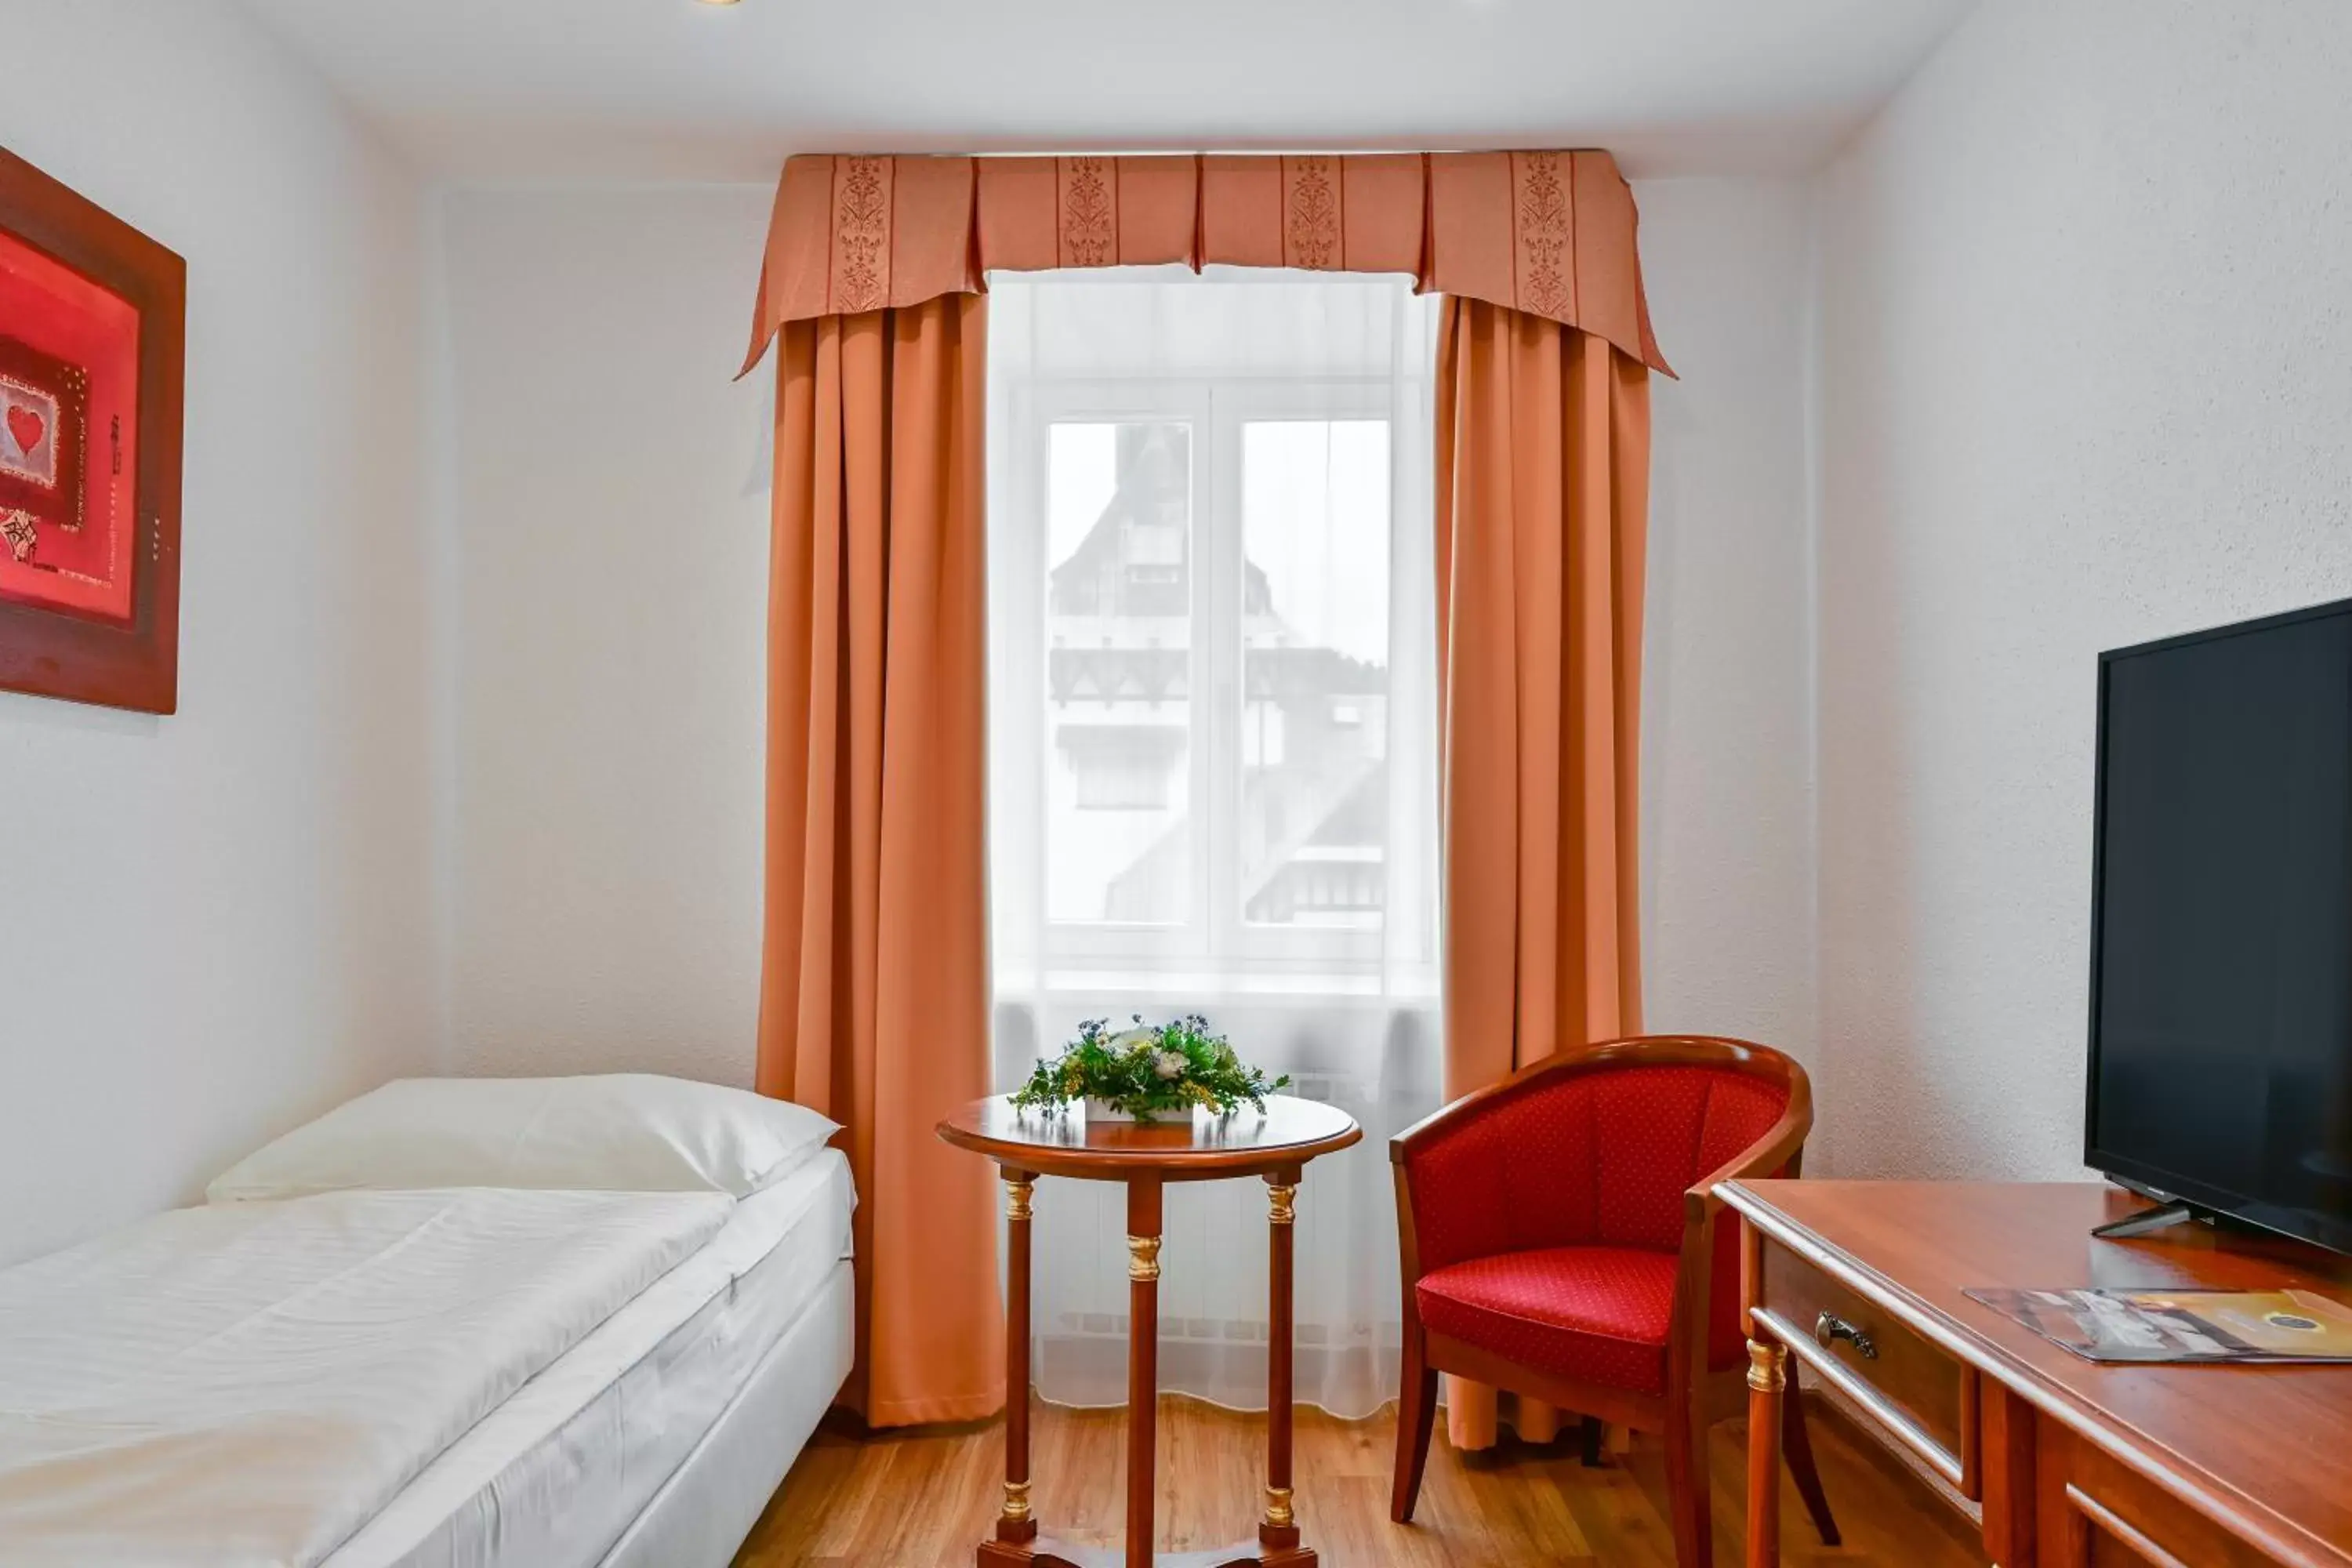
top-left (432, 181), bottom-right (1823, 1094)
top-left (437, 187), bottom-right (774, 1087)
top-left (1639, 179), bottom-right (1821, 1065)
top-left (1812, 0), bottom-right (2352, 1178)
top-left (0, 1), bottom-right (437, 1264)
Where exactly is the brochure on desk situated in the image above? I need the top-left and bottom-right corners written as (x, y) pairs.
top-left (1964, 1287), bottom-right (2352, 1364)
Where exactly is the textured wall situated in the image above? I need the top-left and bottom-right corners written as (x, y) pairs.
top-left (1638, 180), bottom-right (1821, 1065)
top-left (0, 0), bottom-right (437, 1265)
top-left (437, 187), bottom-right (775, 1087)
top-left (1812, 0), bottom-right (2352, 1177)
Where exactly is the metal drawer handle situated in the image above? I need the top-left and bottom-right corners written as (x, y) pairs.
top-left (1815, 1311), bottom-right (1878, 1360)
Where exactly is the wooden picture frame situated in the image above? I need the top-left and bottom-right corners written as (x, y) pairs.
top-left (0, 146), bottom-right (185, 713)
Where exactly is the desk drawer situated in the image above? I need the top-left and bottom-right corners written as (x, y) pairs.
top-left (2039, 1421), bottom-right (2277, 1568)
top-left (1756, 1239), bottom-right (1978, 1498)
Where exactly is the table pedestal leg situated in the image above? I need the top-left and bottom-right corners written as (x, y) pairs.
top-left (1261, 1169), bottom-right (1301, 1555)
top-left (1746, 1338), bottom-right (1788, 1568)
top-left (1000, 1168), bottom-right (1036, 1545)
top-left (970, 1163), bottom-right (1321, 1568)
top-left (1127, 1181), bottom-right (1163, 1568)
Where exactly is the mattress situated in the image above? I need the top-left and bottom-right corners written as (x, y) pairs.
top-left (0, 1188), bottom-right (736, 1568)
top-left (596, 1259), bottom-right (852, 1568)
top-left (327, 1149), bottom-right (855, 1568)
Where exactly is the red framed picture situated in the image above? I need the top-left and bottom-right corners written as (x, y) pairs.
top-left (0, 147), bottom-right (184, 713)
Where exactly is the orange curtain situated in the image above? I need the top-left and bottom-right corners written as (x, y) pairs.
top-left (1434, 296), bottom-right (1650, 1451)
top-left (742, 152), bottom-right (1673, 381)
top-left (755, 292), bottom-right (1006, 1427)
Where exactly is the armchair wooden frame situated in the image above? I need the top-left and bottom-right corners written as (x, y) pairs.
top-left (1388, 1035), bottom-right (1841, 1568)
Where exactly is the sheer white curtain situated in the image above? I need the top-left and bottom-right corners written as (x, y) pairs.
top-left (984, 267), bottom-right (1442, 1418)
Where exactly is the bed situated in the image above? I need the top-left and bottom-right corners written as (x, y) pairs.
top-left (0, 1076), bottom-right (857, 1568)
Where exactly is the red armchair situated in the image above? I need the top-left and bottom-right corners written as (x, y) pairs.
top-left (1388, 1035), bottom-right (1839, 1568)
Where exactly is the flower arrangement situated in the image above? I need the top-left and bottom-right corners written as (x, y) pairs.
top-left (1011, 1014), bottom-right (1289, 1124)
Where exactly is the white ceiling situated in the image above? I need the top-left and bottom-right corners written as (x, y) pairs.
top-left (235, 0), bottom-right (1978, 183)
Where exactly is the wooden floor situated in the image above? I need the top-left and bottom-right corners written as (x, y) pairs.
top-left (736, 1396), bottom-right (1984, 1567)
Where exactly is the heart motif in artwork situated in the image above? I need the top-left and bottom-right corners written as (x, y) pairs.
top-left (4, 405), bottom-right (43, 458)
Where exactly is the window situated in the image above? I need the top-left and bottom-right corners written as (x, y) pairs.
top-left (1043, 419), bottom-right (1195, 925)
top-left (1238, 416), bottom-right (1392, 935)
top-left (984, 267), bottom-right (1444, 1422)
top-left (988, 269), bottom-right (1439, 988)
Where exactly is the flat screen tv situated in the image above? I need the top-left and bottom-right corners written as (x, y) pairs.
top-left (2088, 597), bottom-right (2352, 1256)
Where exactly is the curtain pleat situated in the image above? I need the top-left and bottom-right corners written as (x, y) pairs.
top-left (1434, 296), bottom-right (1649, 1451)
top-left (757, 294), bottom-right (1005, 1428)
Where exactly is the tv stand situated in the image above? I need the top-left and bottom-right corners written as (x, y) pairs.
top-left (2089, 1197), bottom-right (2202, 1240)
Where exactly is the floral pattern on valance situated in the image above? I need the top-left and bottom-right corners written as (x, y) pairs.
top-left (741, 151), bottom-right (1672, 377)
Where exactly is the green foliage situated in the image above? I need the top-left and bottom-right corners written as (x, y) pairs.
top-left (1010, 1014), bottom-right (1290, 1123)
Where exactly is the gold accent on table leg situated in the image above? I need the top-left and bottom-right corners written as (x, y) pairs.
top-left (1004, 1174), bottom-right (1034, 1222)
top-left (1128, 1234), bottom-right (1162, 1282)
top-left (1747, 1338), bottom-right (1788, 1393)
top-left (1263, 1484), bottom-right (1294, 1530)
top-left (1000, 1478), bottom-right (1032, 1524)
top-left (1266, 1181), bottom-right (1297, 1226)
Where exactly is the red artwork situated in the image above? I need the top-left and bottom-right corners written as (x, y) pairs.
top-left (0, 148), bottom-right (183, 713)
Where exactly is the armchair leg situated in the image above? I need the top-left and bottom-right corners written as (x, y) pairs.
top-left (1663, 1396), bottom-right (1713, 1568)
top-left (1781, 1385), bottom-right (1841, 1546)
top-left (1390, 1332), bottom-right (1438, 1523)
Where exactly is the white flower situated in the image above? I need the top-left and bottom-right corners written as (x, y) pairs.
top-left (1152, 1050), bottom-right (1187, 1080)
top-left (1109, 1028), bottom-right (1159, 1055)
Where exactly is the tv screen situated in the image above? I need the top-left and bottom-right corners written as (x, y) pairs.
top-left (2088, 597), bottom-right (2352, 1255)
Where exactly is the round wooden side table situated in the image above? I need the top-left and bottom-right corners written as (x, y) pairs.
top-left (938, 1094), bottom-right (1362, 1568)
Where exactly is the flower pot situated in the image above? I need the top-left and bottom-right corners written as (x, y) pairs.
top-left (1083, 1097), bottom-right (1138, 1124)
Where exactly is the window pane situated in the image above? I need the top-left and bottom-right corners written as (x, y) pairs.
top-left (1045, 421), bottom-right (1193, 924)
top-left (1239, 419), bottom-right (1390, 929)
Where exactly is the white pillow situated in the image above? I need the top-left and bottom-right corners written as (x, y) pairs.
top-left (208, 1074), bottom-right (840, 1203)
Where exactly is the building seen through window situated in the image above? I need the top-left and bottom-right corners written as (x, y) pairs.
top-left (1043, 417), bottom-right (1392, 936)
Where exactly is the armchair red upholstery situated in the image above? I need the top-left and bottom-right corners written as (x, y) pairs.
top-left (1404, 1062), bottom-right (1790, 1391)
top-left (1388, 1036), bottom-right (1835, 1568)
top-left (1415, 1244), bottom-right (1682, 1393)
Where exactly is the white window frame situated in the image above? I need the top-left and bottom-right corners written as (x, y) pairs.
top-left (1000, 368), bottom-right (1421, 980)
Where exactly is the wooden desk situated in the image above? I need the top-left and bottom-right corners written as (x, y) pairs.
top-left (1720, 1181), bottom-right (2352, 1568)
top-left (938, 1094), bottom-right (1360, 1568)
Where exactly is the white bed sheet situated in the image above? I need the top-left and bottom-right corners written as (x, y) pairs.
top-left (0, 1188), bottom-right (733, 1568)
top-left (327, 1149), bottom-right (856, 1568)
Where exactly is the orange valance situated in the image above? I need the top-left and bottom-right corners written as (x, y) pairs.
top-left (740, 151), bottom-right (1672, 378)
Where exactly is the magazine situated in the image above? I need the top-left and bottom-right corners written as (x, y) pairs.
top-left (1963, 1287), bottom-right (2352, 1364)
